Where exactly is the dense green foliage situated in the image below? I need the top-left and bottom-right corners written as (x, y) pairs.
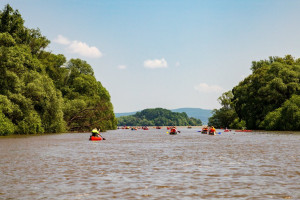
top-left (0, 5), bottom-right (116, 135)
top-left (117, 108), bottom-right (202, 126)
top-left (209, 55), bottom-right (300, 131)
top-left (208, 91), bottom-right (245, 129)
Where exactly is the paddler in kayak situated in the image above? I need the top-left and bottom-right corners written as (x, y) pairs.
top-left (90, 128), bottom-right (106, 140)
top-left (201, 126), bottom-right (208, 134)
top-left (170, 127), bottom-right (177, 135)
top-left (208, 126), bottom-right (216, 135)
top-left (91, 128), bottom-right (99, 137)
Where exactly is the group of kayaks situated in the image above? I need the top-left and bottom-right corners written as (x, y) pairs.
top-left (200, 127), bottom-right (252, 135)
top-left (90, 126), bottom-right (253, 140)
top-left (201, 127), bottom-right (217, 135)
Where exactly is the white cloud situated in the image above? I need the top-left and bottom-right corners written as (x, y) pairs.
top-left (194, 83), bottom-right (224, 93)
top-left (53, 35), bottom-right (102, 58)
top-left (144, 58), bottom-right (168, 69)
top-left (175, 61), bottom-right (180, 67)
top-left (68, 41), bottom-right (102, 58)
top-left (118, 65), bottom-right (127, 70)
top-left (53, 35), bottom-right (70, 45)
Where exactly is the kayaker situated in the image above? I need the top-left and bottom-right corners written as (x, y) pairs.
top-left (210, 126), bottom-right (216, 133)
top-left (170, 127), bottom-right (177, 134)
top-left (91, 128), bottom-right (99, 137)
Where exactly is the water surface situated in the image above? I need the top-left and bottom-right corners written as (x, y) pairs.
top-left (1, 128), bottom-right (299, 199)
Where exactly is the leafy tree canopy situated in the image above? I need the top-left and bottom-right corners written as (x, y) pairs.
top-left (209, 55), bottom-right (299, 131)
top-left (0, 4), bottom-right (117, 135)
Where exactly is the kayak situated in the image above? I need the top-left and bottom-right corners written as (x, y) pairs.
top-left (201, 128), bottom-right (208, 134)
top-left (224, 129), bottom-right (230, 132)
top-left (89, 136), bottom-right (103, 141)
top-left (208, 131), bottom-right (216, 135)
top-left (170, 128), bottom-right (178, 135)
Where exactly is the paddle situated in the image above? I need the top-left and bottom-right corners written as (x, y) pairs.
top-left (99, 134), bottom-right (106, 140)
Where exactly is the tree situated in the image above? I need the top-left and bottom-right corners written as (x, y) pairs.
top-left (232, 55), bottom-right (300, 130)
top-left (208, 91), bottom-right (242, 128)
top-left (261, 95), bottom-right (300, 130)
top-left (0, 4), bottom-right (117, 134)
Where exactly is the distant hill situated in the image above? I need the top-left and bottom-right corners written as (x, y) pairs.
top-left (171, 108), bottom-right (212, 125)
top-left (117, 108), bottom-right (202, 126)
top-left (115, 107), bottom-right (212, 125)
top-left (115, 112), bottom-right (136, 118)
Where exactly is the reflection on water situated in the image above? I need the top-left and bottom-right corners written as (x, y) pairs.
top-left (0, 129), bottom-right (299, 199)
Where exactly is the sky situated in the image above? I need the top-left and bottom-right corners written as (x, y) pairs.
top-left (2, 0), bottom-right (300, 112)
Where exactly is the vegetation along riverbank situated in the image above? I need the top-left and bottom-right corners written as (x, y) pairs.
top-left (208, 55), bottom-right (300, 131)
top-left (0, 4), bottom-right (117, 136)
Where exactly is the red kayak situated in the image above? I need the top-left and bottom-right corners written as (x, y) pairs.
top-left (89, 136), bottom-right (103, 141)
top-left (235, 130), bottom-right (252, 132)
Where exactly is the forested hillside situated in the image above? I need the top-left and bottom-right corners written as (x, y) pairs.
top-left (0, 5), bottom-right (117, 135)
top-left (117, 108), bottom-right (202, 126)
top-left (116, 108), bottom-right (212, 124)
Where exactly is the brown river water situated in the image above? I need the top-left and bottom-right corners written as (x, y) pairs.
top-left (0, 128), bottom-right (299, 199)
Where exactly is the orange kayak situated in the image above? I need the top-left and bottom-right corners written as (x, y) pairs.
top-left (89, 136), bottom-right (103, 141)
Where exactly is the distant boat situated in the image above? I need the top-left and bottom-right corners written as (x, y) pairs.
top-left (208, 130), bottom-right (216, 135)
top-left (169, 128), bottom-right (178, 135)
top-left (201, 127), bottom-right (208, 134)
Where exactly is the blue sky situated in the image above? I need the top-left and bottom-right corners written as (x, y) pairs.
top-left (2, 0), bottom-right (300, 112)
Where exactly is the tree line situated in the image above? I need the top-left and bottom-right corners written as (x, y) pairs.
top-left (0, 4), bottom-right (117, 135)
top-left (208, 55), bottom-right (300, 131)
top-left (117, 108), bottom-right (202, 126)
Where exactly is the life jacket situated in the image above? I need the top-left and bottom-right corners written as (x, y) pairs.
top-left (92, 129), bottom-right (98, 133)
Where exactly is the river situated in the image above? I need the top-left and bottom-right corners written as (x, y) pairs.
top-left (0, 128), bottom-right (299, 199)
